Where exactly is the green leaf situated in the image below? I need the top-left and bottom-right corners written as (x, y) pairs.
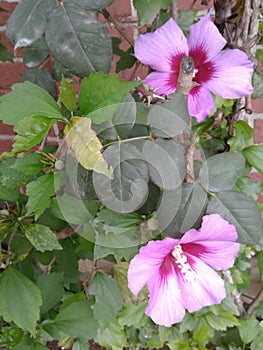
top-left (148, 93), bottom-right (190, 137)
top-left (0, 325), bottom-right (23, 348)
top-left (0, 43), bottom-right (13, 62)
top-left (59, 76), bottom-right (76, 112)
top-left (11, 152), bottom-right (43, 175)
top-left (167, 339), bottom-right (190, 350)
top-left (20, 67), bottom-right (57, 99)
top-left (204, 310), bottom-right (239, 331)
top-left (239, 317), bottom-right (260, 344)
top-left (0, 266), bottom-right (42, 336)
top-left (157, 183), bottom-right (207, 237)
top-left (89, 271), bottom-right (123, 327)
top-left (26, 172), bottom-right (55, 219)
top-left (178, 10), bottom-right (196, 35)
top-left (36, 272), bottom-right (64, 315)
top-left (53, 238), bottom-right (81, 283)
top-left (6, 0), bottom-right (55, 49)
top-left (79, 72), bottom-right (139, 123)
top-left (97, 209), bottom-right (141, 227)
top-left (207, 191), bottom-right (262, 245)
top-left (22, 36), bottom-right (48, 67)
top-left (45, 2), bottom-right (112, 78)
top-left (72, 339), bottom-right (89, 350)
top-left (54, 300), bottom-right (99, 340)
top-left (0, 82), bottom-right (63, 126)
top-left (119, 302), bottom-right (148, 328)
top-left (25, 224), bottom-right (62, 252)
top-left (251, 328), bottom-right (263, 350)
top-left (142, 139), bottom-right (186, 190)
top-left (199, 152), bottom-right (246, 192)
top-left (54, 194), bottom-right (97, 225)
top-left (66, 117), bottom-right (113, 178)
top-left (234, 176), bottom-right (263, 200)
top-left (243, 145), bottom-right (263, 173)
top-left (95, 319), bottom-right (127, 350)
top-left (92, 142), bottom-right (149, 214)
top-left (227, 121), bottom-right (254, 151)
top-left (252, 71), bottom-right (263, 99)
top-left (13, 116), bottom-right (56, 153)
top-left (133, 0), bottom-right (172, 25)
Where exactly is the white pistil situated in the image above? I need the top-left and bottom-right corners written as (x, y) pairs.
top-left (171, 244), bottom-right (195, 283)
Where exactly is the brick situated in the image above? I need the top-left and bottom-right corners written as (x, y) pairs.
top-left (107, 0), bottom-right (132, 19)
top-left (0, 121), bottom-right (13, 135)
top-left (0, 138), bottom-right (13, 154)
top-left (254, 119), bottom-right (263, 144)
top-left (0, 61), bottom-right (26, 94)
top-left (0, 2), bottom-right (17, 26)
top-left (252, 99), bottom-right (263, 113)
top-left (177, 0), bottom-right (212, 10)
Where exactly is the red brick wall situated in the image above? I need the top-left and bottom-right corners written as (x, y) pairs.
top-left (0, 0), bottom-right (263, 201)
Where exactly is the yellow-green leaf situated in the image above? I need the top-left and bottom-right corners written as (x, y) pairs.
top-left (66, 117), bottom-right (113, 178)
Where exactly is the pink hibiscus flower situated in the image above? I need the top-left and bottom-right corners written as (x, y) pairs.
top-left (128, 214), bottom-right (239, 327)
top-left (135, 11), bottom-right (253, 122)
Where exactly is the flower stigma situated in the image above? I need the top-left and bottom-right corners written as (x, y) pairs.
top-left (171, 244), bottom-right (195, 283)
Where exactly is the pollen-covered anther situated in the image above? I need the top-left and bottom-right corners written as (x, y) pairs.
top-left (171, 244), bottom-right (195, 283)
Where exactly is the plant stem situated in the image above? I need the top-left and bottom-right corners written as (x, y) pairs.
top-left (101, 9), bottom-right (134, 47)
top-left (102, 135), bottom-right (152, 149)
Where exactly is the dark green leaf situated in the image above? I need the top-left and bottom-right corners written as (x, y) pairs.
top-left (119, 302), bottom-right (148, 328)
top-left (36, 272), bottom-right (64, 315)
top-left (6, 0), bottom-right (55, 49)
top-left (72, 339), bottom-right (89, 350)
top-left (11, 152), bottom-right (43, 175)
top-left (45, 2), bottom-right (112, 78)
top-left (142, 139), bottom-right (186, 190)
top-left (79, 72), bottom-right (139, 123)
top-left (252, 71), bottom-right (263, 99)
top-left (53, 238), bottom-right (81, 283)
top-left (207, 191), bottom-right (262, 245)
top-left (64, 0), bottom-right (114, 11)
top-left (243, 145), bottom-right (263, 173)
top-left (234, 176), bottom-right (263, 200)
top-left (178, 10), bottom-right (196, 35)
top-left (89, 271), bottom-right (123, 326)
top-left (54, 194), bottom-right (97, 225)
top-left (95, 319), bottom-right (127, 350)
top-left (59, 76), bottom-right (76, 112)
top-left (133, 0), bottom-right (172, 25)
top-left (239, 317), bottom-right (260, 344)
top-left (0, 325), bottom-right (23, 348)
top-left (92, 143), bottom-right (149, 213)
top-left (0, 82), bottom-right (63, 126)
top-left (148, 93), bottom-right (189, 137)
top-left (94, 237), bottom-right (138, 262)
top-left (227, 121), bottom-right (253, 151)
top-left (26, 172), bottom-right (55, 219)
top-left (97, 209), bottom-right (141, 227)
top-left (204, 310), bottom-right (239, 331)
top-left (20, 67), bottom-right (57, 99)
top-left (0, 266), bottom-right (42, 336)
top-left (54, 300), bottom-right (99, 340)
top-left (22, 36), bottom-right (48, 67)
top-left (157, 183), bottom-right (207, 237)
top-left (25, 224), bottom-right (62, 252)
top-left (0, 43), bottom-right (13, 62)
top-left (13, 116), bottom-right (56, 153)
top-left (199, 152), bottom-right (246, 192)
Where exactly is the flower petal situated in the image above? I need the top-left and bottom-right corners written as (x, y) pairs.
top-left (188, 11), bottom-right (226, 67)
top-left (180, 256), bottom-right (226, 312)
top-left (179, 214), bottom-right (239, 270)
top-left (146, 268), bottom-right (185, 326)
top-left (187, 86), bottom-right (214, 122)
top-left (135, 18), bottom-right (188, 72)
top-left (127, 238), bottom-right (177, 296)
top-left (203, 49), bottom-right (254, 98)
top-left (143, 71), bottom-right (178, 95)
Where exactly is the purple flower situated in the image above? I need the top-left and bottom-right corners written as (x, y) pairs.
top-left (128, 214), bottom-right (239, 327)
top-left (135, 11), bottom-right (253, 122)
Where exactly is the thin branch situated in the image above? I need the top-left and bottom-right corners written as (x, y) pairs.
top-left (170, 0), bottom-right (178, 23)
top-left (101, 9), bottom-right (134, 47)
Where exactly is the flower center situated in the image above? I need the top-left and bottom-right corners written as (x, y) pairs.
top-left (171, 244), bottom-right (195, 283)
